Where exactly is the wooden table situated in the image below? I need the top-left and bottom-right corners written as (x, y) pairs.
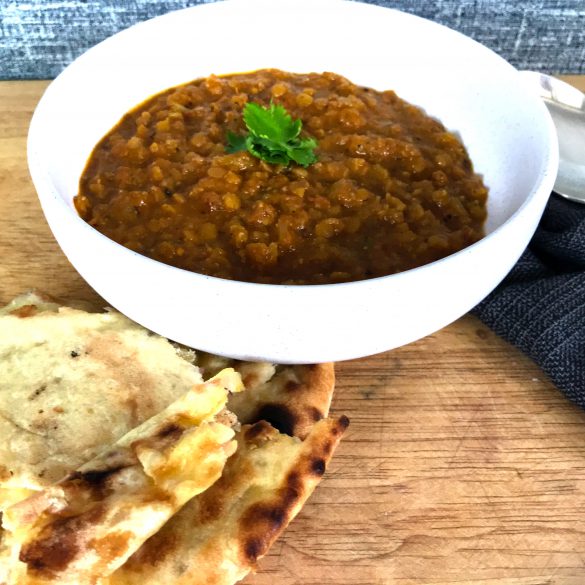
top-left (2, 78), bottom-right (585, 585)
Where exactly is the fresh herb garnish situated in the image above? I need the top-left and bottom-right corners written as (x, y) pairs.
top-left (226, 102), bottom-right (318, 167)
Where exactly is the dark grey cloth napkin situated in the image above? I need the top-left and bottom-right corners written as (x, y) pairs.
top-left (473, 195), bottom-right (585, 408)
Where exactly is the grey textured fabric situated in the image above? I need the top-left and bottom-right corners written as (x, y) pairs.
top-left (1, 0), bottom-right (585, 80)
top-left (473, 196), bottom-right (585, 409)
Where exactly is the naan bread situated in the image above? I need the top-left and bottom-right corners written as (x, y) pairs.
top-left (0, 292), bottom-right (203, 509)
top-left (197, 353), bottom-right (335, 439)
top-left (3, 370), bottom-right (243, 585)
top-left (0, 293), bottom-right (344, 585)
top-left (108, 415), bottom-right (349, 585)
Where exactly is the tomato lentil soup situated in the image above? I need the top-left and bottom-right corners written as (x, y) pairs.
top-left (75, 69), bottom-right (488, 285)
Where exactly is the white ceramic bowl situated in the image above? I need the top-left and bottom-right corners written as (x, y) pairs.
top-left (28, 0), bottom-right (558, 363)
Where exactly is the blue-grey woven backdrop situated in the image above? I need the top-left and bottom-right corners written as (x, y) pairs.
top-left (1, 0), bottom-right (584, 79)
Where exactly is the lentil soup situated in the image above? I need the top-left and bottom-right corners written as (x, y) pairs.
top-left (75, 69), bottom-right (488, 285)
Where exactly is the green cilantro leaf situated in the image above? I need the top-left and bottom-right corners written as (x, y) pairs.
top-left (246, 135), bottom-right (289, 165)
top-left (226, 101), bottom-right (318, 167)
top-left (286, 137), bottom-right (318, 167)
top-left (243, 102), bottom-right (302, 144)
top-left (226, 131), bottom-right (247, 153)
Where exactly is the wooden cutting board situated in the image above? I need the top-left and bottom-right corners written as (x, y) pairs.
top-left (1, 78), bottom-right (585, 585)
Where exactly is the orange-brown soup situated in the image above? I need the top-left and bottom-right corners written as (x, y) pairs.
top-left (76, 69), bottom-right (488, 284)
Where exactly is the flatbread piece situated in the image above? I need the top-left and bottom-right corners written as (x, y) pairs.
top-left (0, 293), bottom-right (204, 509)
top-left (3, 370), bottom-right (243, 584)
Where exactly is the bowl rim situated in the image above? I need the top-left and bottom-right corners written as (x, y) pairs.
top-left (27, 0), bottom-right (559, 293)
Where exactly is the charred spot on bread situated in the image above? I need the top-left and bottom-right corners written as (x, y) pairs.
top-left (311, 458), bottom-right (326, 476)
top-left (243, 538), bottom-right (263, 563)
top-left (244, 504), bottom-right (286, 532)
top-left (310, 406), bottom-right (323, 422)
top-left (335, 415), bottom-right (350, 434)
top-left (239, 501), bottom-right (293, 565)
top-left (255, 404), bottom-right (296, 437)
top-left (284, 471), bottom-right (301, 494)
top-left (20, 505), bottom-right (106, 574)
top-left (69, 465), bottom-right (128, 492)
top-left (155, 422), bottom-right (183, 440)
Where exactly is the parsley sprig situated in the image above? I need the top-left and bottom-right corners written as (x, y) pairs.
top-left (226, 102), bottom-right (318, 167)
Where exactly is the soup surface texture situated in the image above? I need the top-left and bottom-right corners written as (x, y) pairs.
top-left (75, 69), bottom-right (488, 284)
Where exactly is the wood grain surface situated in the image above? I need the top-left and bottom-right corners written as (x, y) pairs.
top-left (1, 78), bottom-right (585, 585)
